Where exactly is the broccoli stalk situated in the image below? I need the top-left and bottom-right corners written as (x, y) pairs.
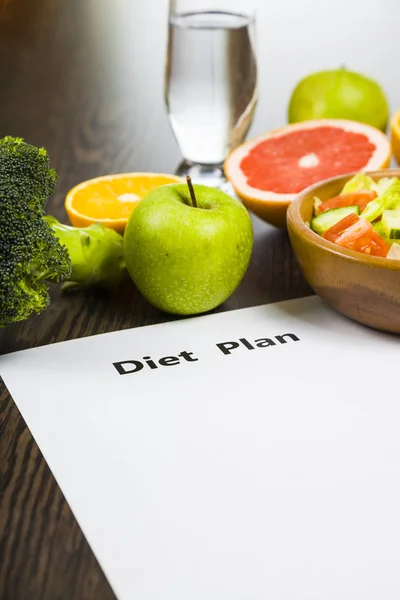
top-left (45, 216), bottom-right (126, 291)
top-left (0, 136), bottom-right (126, 328)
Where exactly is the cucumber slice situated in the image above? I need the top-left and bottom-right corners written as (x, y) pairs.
top-left (382, 210), bottom-right (400, 239)
top-left (310, 206), bottom-right (360, 236)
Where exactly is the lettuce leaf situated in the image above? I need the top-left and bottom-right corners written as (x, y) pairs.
top-left (372, 177), bottom-right (398, 195)
top-left (340, 173), bottom-right (375, 194)
top-left (341, 173), bottom-right (399, 197)
top-left (361, 179), bottom-right (400, 222)
top-left (372, 219), bottom-right (386, 238)
top-left (313, 196), bottom-right (322, 214)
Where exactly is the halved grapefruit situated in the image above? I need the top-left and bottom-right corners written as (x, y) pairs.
top-left (224, 119), bottom-right (391, 228)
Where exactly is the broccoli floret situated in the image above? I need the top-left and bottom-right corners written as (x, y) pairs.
top-left (0, 136), bottom-right (57, 210)
top-left (0, 136), bottom-right (126, 328)
top-left (0, 138), bottom-right (72, 326)
top-left (0, 196), bottom-right (72, 327)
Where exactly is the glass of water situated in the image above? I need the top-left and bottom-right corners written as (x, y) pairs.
top-left (164, 0), bottom-right (258, 187)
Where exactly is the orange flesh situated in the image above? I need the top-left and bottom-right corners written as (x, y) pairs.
top-left (69, 175), bottom-right (179, 220)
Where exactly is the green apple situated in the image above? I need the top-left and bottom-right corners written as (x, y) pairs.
top-left (123, 178), bottom-right (253, 315)
top-left (288, 67), bottom-right (389, 132)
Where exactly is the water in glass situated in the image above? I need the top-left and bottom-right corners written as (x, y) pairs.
top-left (165, 10), bottom-right (258, 167)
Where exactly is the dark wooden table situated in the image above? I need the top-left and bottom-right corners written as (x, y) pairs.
top-left (0, 1), bottom-right (311, 598)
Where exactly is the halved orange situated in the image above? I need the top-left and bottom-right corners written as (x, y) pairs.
top-left (65, 172), bottom-right (183, 233)
top-left (390, 110), bottom-right (400, 166)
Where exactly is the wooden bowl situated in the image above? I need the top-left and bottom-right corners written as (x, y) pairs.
top-left (287, 169), bottom-right (400, 334)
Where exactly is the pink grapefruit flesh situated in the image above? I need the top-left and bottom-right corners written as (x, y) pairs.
top-left (224, 119), bottom-right (391, 228)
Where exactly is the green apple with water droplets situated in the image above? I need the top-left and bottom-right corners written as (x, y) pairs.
top-left (123, 178), bottom-right (253, 315)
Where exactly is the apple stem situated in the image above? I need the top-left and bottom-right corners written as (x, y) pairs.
top-left (186, 175), bottom-right (197, 208)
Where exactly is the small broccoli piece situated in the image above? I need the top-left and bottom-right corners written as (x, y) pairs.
top-left (0, 136), bottom-right (57, 210)
top-left (0, 136), bottom-right (126, 328)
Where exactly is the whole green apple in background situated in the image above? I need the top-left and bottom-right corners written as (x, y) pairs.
top-left (123, 178), bottom-right (253, 315)
top-left (288, 67), bottom-right (389, 132)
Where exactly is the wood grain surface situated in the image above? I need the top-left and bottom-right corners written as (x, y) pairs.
top-left (0, 1), bottom-right (311, 598)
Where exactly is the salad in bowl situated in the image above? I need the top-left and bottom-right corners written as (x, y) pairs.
top-left (287, 169), bottom-right (400, 334)
top-left (309, 172), bottom-right (400, 260)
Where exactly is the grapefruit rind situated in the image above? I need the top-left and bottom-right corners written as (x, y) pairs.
top-left (224, 119), bottom-right (391, 228)
top-left (390, 110), bottom-right (400, 167)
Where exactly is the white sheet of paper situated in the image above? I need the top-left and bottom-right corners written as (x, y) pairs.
top-left (1, 295), bottom-right (400, 599)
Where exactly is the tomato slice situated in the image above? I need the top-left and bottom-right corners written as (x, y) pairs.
top-left (324, 215), bottom-right (390, 257)
top-left (351, 230), bottom-right (390, 258)
top-left (323, 213), bottom-right (360, 242)
top-left (318, 190), bottom-right (378, 214)
top-left (330, 217), bottom-right (373, 247)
